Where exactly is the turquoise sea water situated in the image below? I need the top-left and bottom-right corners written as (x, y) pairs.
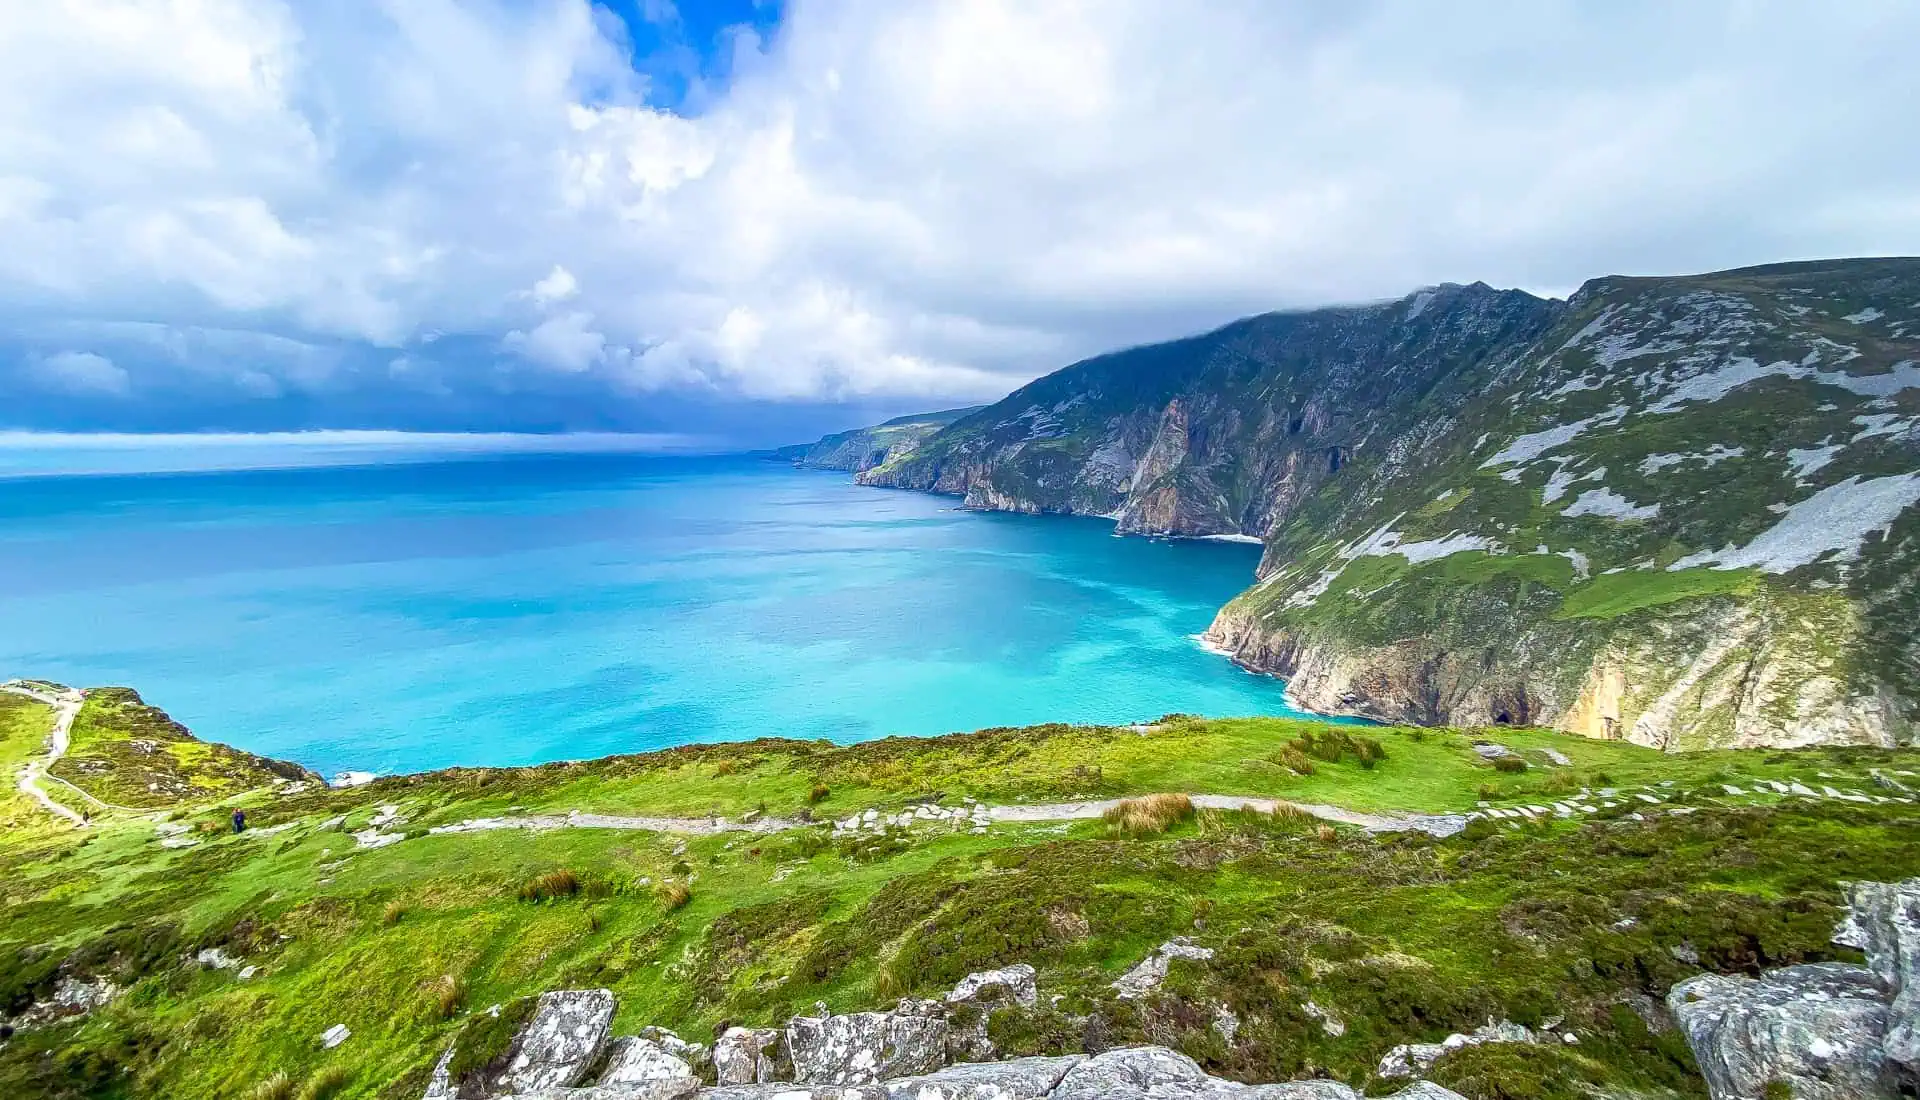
top-left (0, 447), bottom-right (1316, 777)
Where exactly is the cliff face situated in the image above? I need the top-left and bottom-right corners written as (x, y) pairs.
top-left (859, 258), bottom-right (1920, 749)
top-left (770, 406), bottom-right (982, 473)
top-left (1204, 258), bottom-right (1920, 749)
top-left (857, 283), bottom-right (1563, 536)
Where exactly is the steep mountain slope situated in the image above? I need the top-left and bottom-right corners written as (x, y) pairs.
top-left (769, 406), bottom-right (982, 473)
top-left (1209, 258), bottom-right (1920, 749)
top-left (863, 259), bottom-right (1920, 749)
top-left (859, 284), bottom-right (1560, 536)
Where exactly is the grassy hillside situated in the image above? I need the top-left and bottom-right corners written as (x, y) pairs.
top-left (48, 688), bottom-right (317, 808)
top-left (768, 407), bottom-right (985, 473)
top-left (4, 692), bottom-right (1918, 1099)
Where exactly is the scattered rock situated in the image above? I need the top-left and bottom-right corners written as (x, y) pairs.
top-left (237, 965), bottom-right (259, 981)
top-left (1211, 1005), bottom-right (1240, 1044)
top-left (1376, 1021), bottom-right (1533, 1078)
top-left (322, 1023), bottom-right (351, 1049)
top-left (947, 963), bottom-right (1039, 1008)
top-left (1471, 742), bottom-right (1515, 760)
top-left (195, 947), bottom-right (242, 970)
top-left (1300, 1001), bottom-right (1345, 1037)
top-left (6, 976), bottom-right (119, 1030)
top-left (1112, 938), bottom-right (1214, 999)
top-left (787, 1010), bottom-right (948, 1085)
top-left (423, 1046), bottom-right (457, 1100)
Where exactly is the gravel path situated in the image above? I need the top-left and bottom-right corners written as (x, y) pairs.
top-left (394, 793), bottom-right (1470, 848)
top-left (4, 681), bottom-right (89, 828)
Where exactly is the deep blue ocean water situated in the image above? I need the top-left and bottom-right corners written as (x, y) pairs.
top-left (0, 446), bottom-right (1314, 777)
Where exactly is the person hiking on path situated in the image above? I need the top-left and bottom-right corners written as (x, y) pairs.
top-left (232, 809), bottom-right (245, 834)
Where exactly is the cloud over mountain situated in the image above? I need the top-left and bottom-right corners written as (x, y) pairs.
top-left (2, 0), bottom-right (1917, 440)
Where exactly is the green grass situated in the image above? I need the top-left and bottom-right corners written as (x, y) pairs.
top-left (49, 688), bottom-right (316, 808)
top-left (0, 692), bottom-right (66, 838)
top-left (5, 695), bottom-right (1920, 1099)
top-left (1555, 566), bottom-right (1762, 621)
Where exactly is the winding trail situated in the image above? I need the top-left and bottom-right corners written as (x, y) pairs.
top-left (4, 681), bottom-right (89, 828)
top-left (408, 793), bottom-right (1470, 845)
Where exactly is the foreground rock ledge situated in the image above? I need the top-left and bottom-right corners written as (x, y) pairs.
top-left (437, 963), bottom-right (1468, 1100)
top-left (1669, 876), bottom-right (1920, 1099)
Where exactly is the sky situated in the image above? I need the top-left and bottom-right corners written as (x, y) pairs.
top-left (2, 1), bottom-right (1917, 447)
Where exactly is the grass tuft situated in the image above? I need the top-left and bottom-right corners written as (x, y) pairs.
top-left (296, 1065), bottom-right (351, 1100)
top-left (1103, 793), bottom-right (1195, 837)
top-left (517, 869), bottom-right (581, 903)
top-left (246, 1073), bottom-right (294, 1100)
top-left (429, 973), bottom-right (466, 1020)
top-left (656, 880), bottom-right (693, 910)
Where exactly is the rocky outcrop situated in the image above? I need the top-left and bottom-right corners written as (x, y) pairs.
top-left (494, 990), bottom-right (616, 1095)
top-left (786, 1009), bottom-right (948, 1085)
top-left (1669, 876), bottom-right (1920, 1098)
top-left (1112, 938), bottom-right (1215, 999)
top-left (1838, 879), bottom-right (1920, 1089)
top-left (713, 1027), bottom-right (785, 1086)
top-left (1670, 964), bottom-right (1890, 1100)
top-left (948, 963), bottom-right (1039, 1009)
top-left (1047, 1046), bottom-right (1460, 1100)
top-left (598, 1035), bottom-right (695, 1085)
top-left (436, 980), bottom-right (1469, 1100)
top-left (1375, 1020), bottom-right (1536, 1078)
top-left (4, 975), bottom-right (119, 1031)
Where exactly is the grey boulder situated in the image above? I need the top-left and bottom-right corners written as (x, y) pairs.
top-left (599, 1035), bottom-right (695, 1085)
top-left (704, 1088), bottom-right (887, 1100)
top-left (713, 1027), bottom-right (787, 1086)
top-left (494, 989), bottom-right (617, 1095)
top-left (788, 1011), bottom-right (949, 1085)
top-left (1378, 1086), bottom-right (1470, 1100)
top-left (1669, 963), bottom-right (1890, 1100)
top-left (881, 1054), bottom-right (1086, 1099)
top-left (1046, 1046), bottom-right (1387, 1100)
top-left (500, 1083), bottom-right (699, 1100)
top-left (947, 964), bottom-right (1040, 1009)
top-left (1376, 1020), bottom-right (1534, 1078)
top-left (1838, 878), bottom-right (1920, 1088)
top-left (1111, 940), bottom-right (1214, 1000)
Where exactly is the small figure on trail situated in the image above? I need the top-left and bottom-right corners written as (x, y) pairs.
top-left (232, 809), bottom-right (246, 834)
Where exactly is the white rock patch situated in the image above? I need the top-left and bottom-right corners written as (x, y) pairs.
top-left (1670, 473), bottom-right (1920, 573)
top-left (1639, 445), bottom-right (1745, 474)
top-left (1481, 407), bottom-right (1627, 468)
top-left (1563, 488), bottom-right (1660, 521)
top-left (1786, 444), bottom-right (1844, 480)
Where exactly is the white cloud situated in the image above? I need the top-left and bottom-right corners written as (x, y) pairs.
top-left (504, 311), bottom-right (610, 373)
top-left (529, 265), bottom-right (579, 306)
top-left (29, 350), bottom-right (131, 395)
top-left (0, 0), bottom-right (1917, 427)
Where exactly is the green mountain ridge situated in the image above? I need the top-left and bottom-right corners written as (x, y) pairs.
top-left (849, 258), bottom-right (1920, 750)
top-left (766, 406), bottom-right (984, 473)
